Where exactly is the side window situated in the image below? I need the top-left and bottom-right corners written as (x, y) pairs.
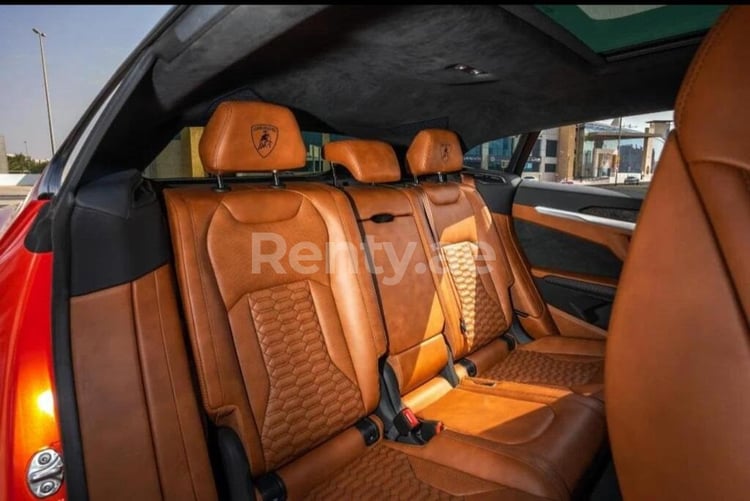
top-left (144, 127), bottom-right (346, 179)
top-left (463, 135), bottom-right (520, 171)
top-left (465, 112), bottom-right (673, 192)
top-left (570, 112), bottom-right (673, 194)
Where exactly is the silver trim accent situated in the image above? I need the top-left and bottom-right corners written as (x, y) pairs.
top-left (535, 206), bottom-right (636, 232)
top-left (27, 448), bottom-right (64, 498)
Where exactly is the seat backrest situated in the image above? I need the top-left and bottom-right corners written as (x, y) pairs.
top-left (405, 129), bottom-right (515, 361)
top-left (165, 102), bottom-right (386, 475)
top-left (325, 139), bottom-right (456, 395)
top-left (606, 6), bottom-right (750, 499)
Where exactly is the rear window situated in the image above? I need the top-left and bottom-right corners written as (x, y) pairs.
top-left (463, 135), bottom-right (521, 171)
top-left (143, 127), bottom-right (349, 179)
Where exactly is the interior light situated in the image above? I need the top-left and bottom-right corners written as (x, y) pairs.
top-left (446, 63), bottom-right (487, 77)
top-left (37, 390), bottom-right (55, 418)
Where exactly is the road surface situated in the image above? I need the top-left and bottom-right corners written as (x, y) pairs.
top-left (0, 186), bottom-right (32, 208)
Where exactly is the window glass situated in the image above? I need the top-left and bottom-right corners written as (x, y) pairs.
top-left (524, 161), bottom-right (540, 172)
top-left (531, 140), bottom-right (541, 158)
top-left (536, 5), bottom-right (726, 54)
top-left (144, 127), bottom-right (347, 179)
top-left (545, 140), bottom-right (558, 157)
top-left (525, 111), bottom-right (673, 195)
top-left (462, 135), bottom-right (521, 171)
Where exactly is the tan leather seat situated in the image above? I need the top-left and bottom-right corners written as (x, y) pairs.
top-left (165, 101), bottom-right (586, 499)
top-left (404, 129), bottom-right (606, 397)
top-left (325, 139), bottom-right (606, 498)
top-left (606, 6), bottom-right (750, 500)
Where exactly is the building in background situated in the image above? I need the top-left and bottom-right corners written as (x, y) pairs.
top-left (464, 136), bottom-right (519, 171)
top-left (468, 118), bottom-right (672, 183)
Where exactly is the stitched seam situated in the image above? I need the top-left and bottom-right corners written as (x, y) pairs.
top-left (219, 189), bottom-right (303, 225)
top-left (188, 201), bottom-right (226, 405)
top-left (131, 278), bottom-right (166, 501)
top-left (676, 8), bottom-right (732, 127)
top-left (154, 269), bottom-right (201, 499)
top-left (168, 195), bottom-right (211, 408)
top-left (678, 138), bottom-right (750, 333)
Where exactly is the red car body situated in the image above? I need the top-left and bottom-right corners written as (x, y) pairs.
top-left (0, 190), bottom-right (65, 501)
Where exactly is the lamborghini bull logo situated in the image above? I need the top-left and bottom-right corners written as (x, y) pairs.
top-left (440, 143), bottom-right (451, 162)
top-left (251, 124), bottom-right (278, 158)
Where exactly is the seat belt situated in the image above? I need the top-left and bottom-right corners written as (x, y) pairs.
top-left (415, 186), bottom-right (468, 338)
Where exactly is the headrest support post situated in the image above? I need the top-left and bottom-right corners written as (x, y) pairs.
top-left (271, 170), bottom-right (284, 189)
top-left (214, 174), bottom-right (230, 193)
top-left (437, 172), bottom-right (446, 183)
top-left (330, 163), bottom-right (339, 187)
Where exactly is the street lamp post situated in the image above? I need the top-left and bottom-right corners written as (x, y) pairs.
top-left (614, 117), bottom-right (623, 186)
top-left (32, 28), bottom-right (56, 156)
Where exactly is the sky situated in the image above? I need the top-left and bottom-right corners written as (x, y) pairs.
top-left (0, 5), bottom-right (172, 160)
top-left (593, 110), bottom-right (674, 132)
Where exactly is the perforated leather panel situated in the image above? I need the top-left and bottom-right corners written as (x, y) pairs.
top-left (249, 280), bottom-right (363, 469)
top-left (307, 444), bottom-right (459, 500)
top-left (483, 349), bottom-right (603, 387)
top-left (443, 241), bottom-right (507, 352)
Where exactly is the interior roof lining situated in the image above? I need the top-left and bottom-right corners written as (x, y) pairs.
top-left (94, 5), bottom-right (701, 166)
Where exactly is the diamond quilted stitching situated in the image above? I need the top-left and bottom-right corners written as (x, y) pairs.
top-left (307, 444), bottom-right (460, 500)
top-left (483, 349), bottom-right (603, 387)
top-left (442, 242), bottom-right (506, 352)
top-left (249, 281), bottom-right (363, 470)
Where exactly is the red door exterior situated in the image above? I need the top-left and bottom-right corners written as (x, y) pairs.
top-left (0, 197), bottom-right (66, 501)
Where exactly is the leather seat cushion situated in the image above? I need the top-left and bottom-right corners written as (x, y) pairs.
top-left (305, 440), bottom-right (546, 500)
top-left (469, 337), bottom-right (605, 394)
top-left (410, 382), bottom-right (606, 496)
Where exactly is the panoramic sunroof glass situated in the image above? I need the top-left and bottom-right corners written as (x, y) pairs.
top-left (536, 5), bottom-right (727, 54)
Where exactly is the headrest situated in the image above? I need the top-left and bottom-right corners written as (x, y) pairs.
top-left (406, 129), bottom-right (464, 176)
top-left (323, 139), bottom-right (401, 183)
top-left (675, 6), bottom-right (750, 166)
top-left (199, 101), bottom-right (306, 174)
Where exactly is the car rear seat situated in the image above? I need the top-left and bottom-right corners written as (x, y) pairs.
top-left (404, 129), bottom-right (606, 397)
top-left (324, 139), bottom-right (605, 496)
top-left (164, 101), bottom-right (593, 499)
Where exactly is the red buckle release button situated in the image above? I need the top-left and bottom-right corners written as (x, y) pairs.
top-left (394, 407), bottom-right (421, 435)
top-left (402, 408), bottom-right (420, 429)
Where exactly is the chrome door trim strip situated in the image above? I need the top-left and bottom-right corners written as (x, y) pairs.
top-left (534, 206), bottom-right (636, 232)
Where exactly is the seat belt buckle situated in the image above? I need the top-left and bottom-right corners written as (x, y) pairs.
top-left (394, 407), bottom-right (420, 436)
top-left (416, 419), bottom-right (444, 443)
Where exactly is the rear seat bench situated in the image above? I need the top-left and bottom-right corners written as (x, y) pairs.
top-left (165, 101), bottom-right (606, 500)
top-left (401, 130), bottom-right (606, 399)
top-left (325, 138), bottom-right (606, 488)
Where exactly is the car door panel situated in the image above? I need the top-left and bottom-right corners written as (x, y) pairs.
top-left (475, 174), bottom-right (642, 334)
top-left (512, 182), bottom-right (642, 331)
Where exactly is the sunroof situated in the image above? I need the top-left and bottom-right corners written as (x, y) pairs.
top-left (536, 5), bottom-right (727, 54)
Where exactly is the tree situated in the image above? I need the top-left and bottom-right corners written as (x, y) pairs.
top-left (7, 154), bottom-right (48, 174)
